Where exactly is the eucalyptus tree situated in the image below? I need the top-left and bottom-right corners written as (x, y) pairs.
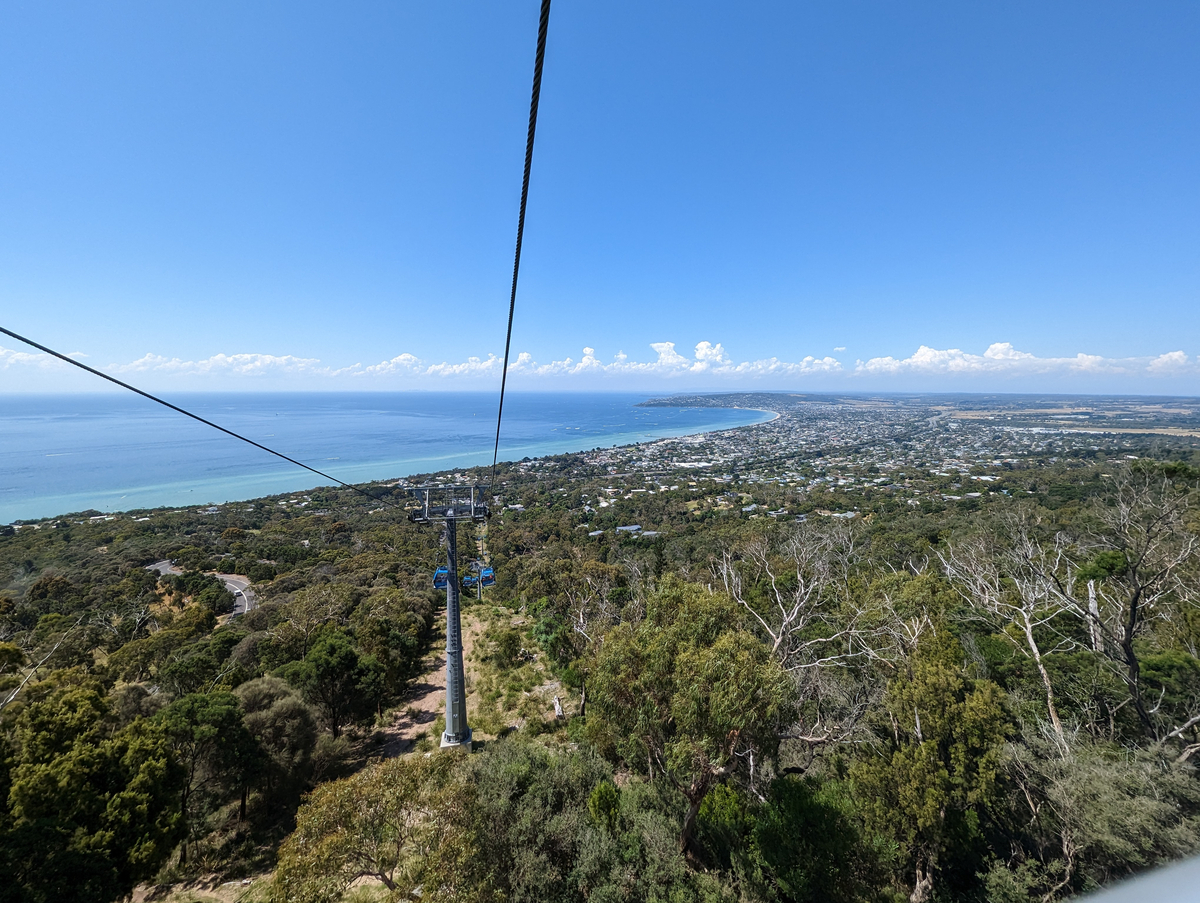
top-left (272, 752), bottom-right (470, 903)
top-left (4, 673), bottom-right (185, 903)
top-left (586, 578), bottom-right (793, 857)
top-left (852, 632), bottom-right (1009, 903)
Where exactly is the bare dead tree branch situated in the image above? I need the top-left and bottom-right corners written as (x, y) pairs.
top-left (0, 614), bottom-right (86, 712)
top-left (941, 521), bottom-right (1072, 753)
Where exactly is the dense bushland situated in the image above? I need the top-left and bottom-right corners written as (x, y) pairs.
top-left (3, 453), bottom-right (1200, 902)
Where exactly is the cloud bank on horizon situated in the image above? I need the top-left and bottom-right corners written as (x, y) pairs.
top-left (2, 340), bottom-right (1197, 392)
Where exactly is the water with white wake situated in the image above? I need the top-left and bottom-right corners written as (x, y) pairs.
top-left (0, 392), bottom-right (772, 522)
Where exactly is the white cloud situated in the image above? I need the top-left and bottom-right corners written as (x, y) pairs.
top-left (0, 345), bottom-right (86, 370)
top-left (694, 341), bottom-right (730, 366)
top-left (1148, 351), bottom-right (1191, 374)
top-left (425, 355), bottom-right (504, 378)
top-left (111, 352), bottom-right (324, 376)
top-left (83, 341), bottom-right (845, 383)
top-left (3, 340), bottom-right (1196, 389)
top-left (853, 342), bottom-right (1194, 378)
top-left (733, 355), bottom-right (843, 376)
top-left (649, 341), bottom-right (691, 368)
top-left (358, 353), bottom-right (422, 376)
top-left (480, 341), bottom-right (841, 380)
top-left (494, 342), bottom-right (840, 379)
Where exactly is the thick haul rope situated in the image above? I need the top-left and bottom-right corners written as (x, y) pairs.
top-left (0, 325), bottom-right (395, 508)
top-left (490, 0), bottom-right (553, 492)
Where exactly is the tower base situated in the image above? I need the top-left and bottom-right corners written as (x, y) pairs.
top-left (440, 727), bottom-right (473, 752)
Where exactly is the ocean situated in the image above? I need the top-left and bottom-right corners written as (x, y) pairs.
top-left (0, 392), bottom-right (772, 522)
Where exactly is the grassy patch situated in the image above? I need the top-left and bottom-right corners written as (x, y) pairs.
top-left (463, 605), bottom-right (564, 739)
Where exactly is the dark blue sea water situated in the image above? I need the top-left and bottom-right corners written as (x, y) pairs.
top-left (0, 392), bottom-right (772, 522)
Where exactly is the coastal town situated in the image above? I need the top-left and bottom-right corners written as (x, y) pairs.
top-left (474, 392), bottom-right (1200, 536)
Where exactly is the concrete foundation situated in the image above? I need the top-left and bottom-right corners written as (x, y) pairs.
top-left (440, 727), bottom-right (473, 752)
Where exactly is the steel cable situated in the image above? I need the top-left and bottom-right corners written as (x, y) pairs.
top-left (0, 325), bottom-right (399, 509)
top-left (490, 0), bottom-right (552, 492)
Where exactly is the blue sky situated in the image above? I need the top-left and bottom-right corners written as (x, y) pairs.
top-left (1, 1), bottom-right (1198, 394)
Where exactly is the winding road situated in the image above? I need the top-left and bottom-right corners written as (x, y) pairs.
top-left (147, 560), bottom-right (258, 616)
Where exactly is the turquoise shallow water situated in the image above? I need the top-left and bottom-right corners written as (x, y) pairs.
top-left (0, 392), bottom-right (772, 522)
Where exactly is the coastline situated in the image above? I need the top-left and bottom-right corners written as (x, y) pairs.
top-left (2, 396), bottom-right (776, 524)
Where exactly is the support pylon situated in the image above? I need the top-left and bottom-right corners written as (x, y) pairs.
top-left (407, 484), bottom-right (488, 754)
top-left (441, 524), bottom-right (471, 750)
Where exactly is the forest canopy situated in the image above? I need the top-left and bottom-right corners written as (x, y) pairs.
top-left (2, 441), bottom-right (1200, 903)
